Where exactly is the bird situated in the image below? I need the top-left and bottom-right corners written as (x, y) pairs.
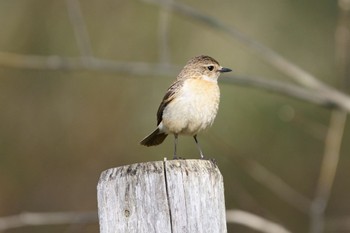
top-left (140, 55), bottom-right (232, 159)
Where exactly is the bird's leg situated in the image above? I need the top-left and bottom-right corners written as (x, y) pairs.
top-left (173, 134), bottom-right (178, 159)
top-left (193, 135), bottom-right (205, 159)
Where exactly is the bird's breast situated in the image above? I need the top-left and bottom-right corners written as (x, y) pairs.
top-left (162, 78), bottom-right (220, 135)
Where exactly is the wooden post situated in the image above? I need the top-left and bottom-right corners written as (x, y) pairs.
top-left (97, 159), bottom-right (227, 233)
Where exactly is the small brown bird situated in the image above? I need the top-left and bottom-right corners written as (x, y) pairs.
top-left (140, 55), bottom-right (232, 159)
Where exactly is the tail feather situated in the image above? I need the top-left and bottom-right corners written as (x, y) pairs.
top-left (140, 128), bottom-right (168, 146)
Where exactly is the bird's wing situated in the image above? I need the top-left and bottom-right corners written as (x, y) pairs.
top-left (156, 80), bottom-right (184, 125)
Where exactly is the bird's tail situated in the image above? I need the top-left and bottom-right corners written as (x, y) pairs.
top-left (140, 128), bottom-right (168, 146)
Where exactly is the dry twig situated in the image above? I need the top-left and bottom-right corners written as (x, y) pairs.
top-left (208, 133), bottom-right (311, 213)
top-left (65, 0), bottom-right (93, 57)
top-left (309, 110), bottom-right (347, 233)
top-left (226, 209), bottom-right (292, 233)
top-left (0, 212), bottom-right (97, 231)
top-left (142, 0), bottom-right (350, 112)
top-left (309, 1), bottom-right (350, 232)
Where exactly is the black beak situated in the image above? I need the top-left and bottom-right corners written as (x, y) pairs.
top-left (219, 67), bottom-right (232, 73)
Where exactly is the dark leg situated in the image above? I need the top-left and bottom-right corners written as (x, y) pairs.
top-left (193, 135), bottom-right (205, 159)
top-left (173, 134), bottom-right (178, 159)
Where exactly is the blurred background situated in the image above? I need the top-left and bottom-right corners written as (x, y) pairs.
top-left (0, 0), bottom-right (350, 232)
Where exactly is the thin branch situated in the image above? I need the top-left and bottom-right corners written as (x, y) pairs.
top-left (243, 159), bottom-right (311, 213)
top-left (0, 50), bottom-right (350, 112)
top-left (309, 110), bottom-right (347, 233)
top-left (158, 0), bottom-right (172, 64)
top-left (0, 212), bottom-right (97, 231)
top-left (309, 2), bottom-right (350, 232)
top-left (223, 75), bottom-right (339, 109)
top-left (226, 209), bottom-right (292, 233)
top-left (0, 51), bottom-right (180, 76)
top-left (208, 133), bottom-right (311, 213)
top-left (65, 0), bottom-right (93, 57)
top-left (142, 0), bottom-right (324, 89)
top-left (142, 0), bottom-right (350, 112)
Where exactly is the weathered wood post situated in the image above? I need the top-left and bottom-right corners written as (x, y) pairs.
top-left (97, 159), bottom-right (227, 233)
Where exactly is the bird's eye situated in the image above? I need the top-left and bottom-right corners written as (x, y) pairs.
top-left (207, 66), bottom-right (214, 71)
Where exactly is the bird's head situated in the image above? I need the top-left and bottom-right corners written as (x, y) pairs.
top-left (178, 55), bottom-right (232, 82)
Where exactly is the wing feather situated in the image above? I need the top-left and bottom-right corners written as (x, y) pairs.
top-left (156, 80), bottom-right (184, 125)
